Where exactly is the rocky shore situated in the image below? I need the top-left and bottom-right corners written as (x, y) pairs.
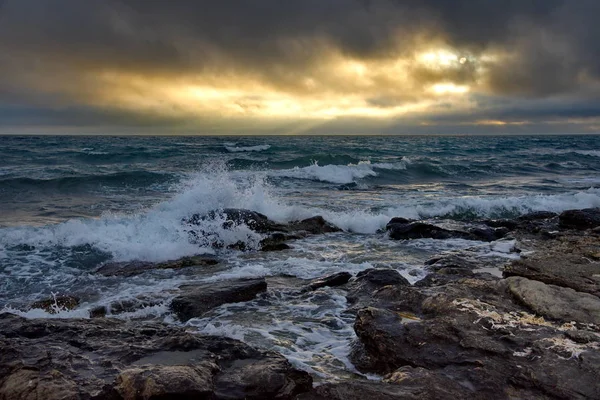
top-left (1, 208), bottom-right (600, 399)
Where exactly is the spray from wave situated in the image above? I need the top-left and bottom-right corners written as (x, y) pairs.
top-left (1, 162), bottom-right (600, 265)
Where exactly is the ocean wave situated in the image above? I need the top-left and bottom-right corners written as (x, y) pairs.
top-left (271, 161), bottom-right (377, 184)
top-left (225, 144), bottom-right (271, 153)
top-left (2, 165), bottom-right (600, 267)
top-left (575, 150), bottom-right (600, 157)
top-left (0, 171), bottom-right (173, 191)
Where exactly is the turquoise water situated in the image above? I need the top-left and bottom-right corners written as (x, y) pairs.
top-left (1, 134), bottom-right (600, 380)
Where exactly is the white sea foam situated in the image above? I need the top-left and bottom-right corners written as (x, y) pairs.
top-left (2, 164), bottom-right (600, 266)
top-left (225, 144), bottom-right (271, 152)
top-left (575, 150), bottom-right (600, 157)
top-left (188, 289), bottom-right (368, 381)
top-left (271, 161), bottom-right (377, 184)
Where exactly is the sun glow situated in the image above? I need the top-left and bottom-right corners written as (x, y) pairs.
top-left (430, 83), bottom-right (470, 95)
top-left (88, 44), bottom-right (494, 123)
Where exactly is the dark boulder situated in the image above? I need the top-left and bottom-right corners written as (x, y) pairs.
top-left (559, 208), bottom-right (600, 230)
top-left (30, 295), bottom-right (80, 314)
top-left (260, 233), bottom-right (292, 252)
top-left (386, 221), bottom-right (476, 241)
top-left (304, 272), bottom-right (352, 291)
top-left (288, 216), bottom-right (342, 234)
top-left (467, 226), bottom-right (509, 242)
top-left (185, 208), bottom-right (288, 233)
top-left (518, 211), bottom-right (558, 221)
top-left (170, 278), bottom-right (268, 322)
top-left (346, 269), bottom-right (410, 307)
top-left (0, 313), bottom-right (312, 399)
top-left (97, 255), bottom-right (219, 277)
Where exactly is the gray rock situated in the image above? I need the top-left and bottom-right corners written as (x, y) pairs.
top-left (304, 272), bottom-right (352, 291)
top-left (503, 235), bottom-right (600, 296)
top-left (170, 278), bottom-right (267, 322)
top-left (506, 276), bottom-right (600, 324)
top-left (296, 368), bottom-right (473, 400)
top-left (386, 221), bottom-right (478, 241)
top-left (559, 208), bottom-right (600, 230)
top-left (30, 295), bottom-right (79, 314)
top-left (0, 313), bottom-right (312, 399)
top-left (97, 255), bottom-right (219, 277)
top-left (288, 216), bottom-right (342, 234)
top-left (346, 269), bottom-right (410, 307)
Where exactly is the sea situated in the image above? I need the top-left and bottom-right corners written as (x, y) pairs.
top-left (1, 134), bottom-right (600, 380)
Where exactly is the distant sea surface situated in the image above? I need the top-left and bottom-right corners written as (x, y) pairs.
top-left (2, 134), bottom-right (600, 380)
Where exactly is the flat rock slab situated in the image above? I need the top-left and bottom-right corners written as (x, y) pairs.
top-left (503, 235), bottom-right (600, 297)
top-left (97, 255), bottom-right (220, 277)
top-left (0, 313), bottom-right (312, 400)
top-left (170, 278), bottom-right (267, 322)
top-left (506, 276), bottom-right (600, 325)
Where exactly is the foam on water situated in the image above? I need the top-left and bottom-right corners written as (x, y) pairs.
top-left (270, 161), bottom-right (377, 184)
top-left (187, 288), bottom-right (369, 381)
top-left (225, 144), bottom-right (271, 152)
top-left (2, 164), bottom-right (600, 265)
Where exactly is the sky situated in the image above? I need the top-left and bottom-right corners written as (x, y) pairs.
top-left (0, 0), bottom-right (599, 135)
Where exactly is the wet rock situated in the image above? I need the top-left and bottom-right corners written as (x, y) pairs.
top-left (483, 218), bottom-right (520, 230)
top-left (467, 226), bottom-right (509, 242)
top-left (518, 211), bottom-right (558, 221)
top-left (288, 216), bottom-right (342, 234)
top-left (89, 296), bottom-right (166, 319)
top-left (115, 363), bottom-right (217, 399)
top-left (559, 208), bottom-right (600, 230)
top-left (414, 269), bottom-right (475, 287)
top-left (304, 272), bottom-right (352, 291)
top-left (97, 255), bottom-right (219, 277)
top-left (506, 276), bottom-right (600, 325)
top-left (186, 208), bottom-right (288, 234)
top-left (297, 369), bottom-right (472, 400)
top-left (170, 278), bottom-right (268, 322)
top-left (425, 254), bottom-right (480, 270)
top-left (355, 268), bottom-right (410, 286)
top-left (346, 268), bottom-right (411, 309)
top-left (30, 295), bottom-right (79, 313)
top-left (351, 302), bottom-right (600, 399)
top-left (260, 233), bottom-right (292, 252)
top-left (0, 313), bottom-right (312, 399)
top-left (386, 221), bottom-right (476, 241)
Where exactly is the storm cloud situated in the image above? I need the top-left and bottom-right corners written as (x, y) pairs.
top-left (0, 0), bottom-right (598, 133)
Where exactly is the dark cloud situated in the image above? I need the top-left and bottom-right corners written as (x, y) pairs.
top-left (0, 0), bottom-right (598, 132)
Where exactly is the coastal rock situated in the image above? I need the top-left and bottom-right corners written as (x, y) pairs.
top-left (97, 255), bottom-right (219, 277)
top-left (559, 208), bottom-right (600, 230)
top-left (170, 278), bottom-right (268, 322)
top-left (260, 233), bottom-right (292, 251)
top-left (288, 216), bottom-right (342, 234)
top-left (186, 208), bottom-right (288, 234)
top-left (386, 221), bottom-right (476, 241)
top-left (30, 295), bottom-right (79, 313)
top-left (346, 268), bottom-right (410, 307)
top-left (297, 369), bottom-right (472, 400)
top-left (506, 276), bottom-right (600, 325)
top-left (503, 235), bottom-right (600, 296)
top-left (0, 313), bottom-right (312, 399)
top-left (304, 272), bottom-right (352, 291)
top-left (467, 226), bottom-right (509, 242)
top-left (518, 211), bottom-right (558, 221)
top-left (115, 364), bottom-right (217, 399)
